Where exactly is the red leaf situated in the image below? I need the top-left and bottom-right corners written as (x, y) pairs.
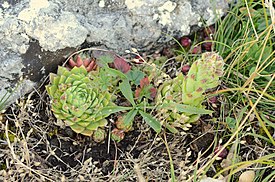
top-left (83, 58), bottom-right (90, 67)
top-left (68, 58), bottom-right (77, 67)
top-left (140, 77), bottom-right (149, 88)
top-left (135, 77), bottom-right (157, 99)
top-left (76, 55), bottom-right (83, 67)
top-left (86, 60), bottom-right (97, 72)
top-left (149, 87), bottom-right (157, 98)
top-left (114, 57), bottom-right (131, 73)
top-left (135, 87), bottom-right (142, 98)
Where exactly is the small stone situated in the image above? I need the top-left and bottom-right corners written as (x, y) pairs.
top-left (239, 170), bottom-right (255, 182)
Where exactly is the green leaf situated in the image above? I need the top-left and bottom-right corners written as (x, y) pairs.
top-left (57, 66), bottom-right (70, 76)
top-left (249, 67), bottom-right (260, 79)
top-left (0, 89), bottom-right (13, 111)
top-left (246, 44), bottom-right (259, 60)
top-left (107, 67), bottom-right (127, 79)
top-left (160, 102), bottom-right (213, 115)
top-left (119, 80), bottom-right (136, 106)
top-left (46, 85), bottom-right (57, 98)
top-left (123, 109), bottom-right (138, 126)
top-left (98, 106), bottom-right (132, 116)
top-left (71, 66), bottom-right (87, 75)
top-left (97, 55), bottom-right (114, 67)
top-left (49, 73), bottom-right (57, 84)
top-left (126, 69), bottom-right (145, 85)
top-left (261, 46), bottom-right (272, 62)
top-left (165, 124), bottom-right (179, 133)
top-left (225, 117), bottom-right (236, 130)
top-left (139, 110), bottom-right (161, 133)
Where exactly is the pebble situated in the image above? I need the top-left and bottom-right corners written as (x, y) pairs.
top-left (239, 170), bottom-right (255, 182)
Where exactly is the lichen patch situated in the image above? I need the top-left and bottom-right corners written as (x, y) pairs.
top-left (153, 1), bottom-right (177, 26)
top-left (158, 1), bottom-right (177, 12)
top-left (99, 0), bottom-right (105, 8)
top-left (125, 0), bottom-right (145, 10)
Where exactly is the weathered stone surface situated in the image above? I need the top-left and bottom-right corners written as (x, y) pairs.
top-left (0, 0), bottom-right (228, 109)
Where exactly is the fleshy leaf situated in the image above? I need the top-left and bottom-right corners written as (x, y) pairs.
top-left (57, 66), bottom-right (70, 76)
top-left (71, 66), bottom-right (87, 75)
top-left (49, 73), bottom-right (57, 84)
top-left (80, 129), bottom-right (94, 136)
top-left (46, 85), bottom-right (57, 98)
top-left (149, 87), bottom-right (157, 98)
top-left (70, 124), bottom-right (85, 133)
top-left (86, 119), bottom-right (107, 130)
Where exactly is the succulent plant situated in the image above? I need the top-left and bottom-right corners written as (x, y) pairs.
top-left (181, 52), bottom-right (224, 105)
top-left (111, 128), bottom-right (125, 142)
top-left (115, 115), bottom-right (133, 132)
top-left (46, 66), bottom-right (114, 139)
top-left (92, 128), bottom-right (107, 143)
top-left (68, 53), bottom-right (97, 72)
top-left (157, 52), bottom-right (224, 132)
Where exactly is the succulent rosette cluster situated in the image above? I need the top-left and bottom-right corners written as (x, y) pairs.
top-left (46, 65), bottom-right (114, 141)
top-left (46, 50), bottom-right (224, 141)
top-left (156, 52), bottom-right (224, 132)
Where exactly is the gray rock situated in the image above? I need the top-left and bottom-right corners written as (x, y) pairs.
top-left (0, 0), bottom-right (228, 109)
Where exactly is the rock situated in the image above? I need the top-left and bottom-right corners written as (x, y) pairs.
top-left (0, 0), bottom-right (229, 109)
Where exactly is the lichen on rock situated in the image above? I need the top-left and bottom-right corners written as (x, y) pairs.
top-left (18, 0), bottom-right (88, 52)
